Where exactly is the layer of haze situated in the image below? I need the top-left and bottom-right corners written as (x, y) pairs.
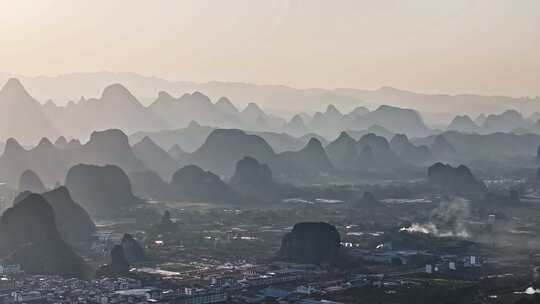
top-left (1, 0), bottom-right (539, 98)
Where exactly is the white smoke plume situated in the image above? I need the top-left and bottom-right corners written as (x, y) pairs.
top-left (400, 222), bottom-right (470, 238)
top-left (400, 197), bottom-right (471, 238)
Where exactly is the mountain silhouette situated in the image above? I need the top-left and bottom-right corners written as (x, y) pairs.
top-left (132, 136), bottom-right (180, 180)
top-left (390, 134), bottom-right (431, 165)
top-left (215, 97), bottom-right (239, 115)
top-left (131, 123), bottom-right (308, 155)
top-left (129, 170), bottom-right (175, 200)
top-left (188, 129), bottom-right (276, 177)
top-left (427, 163), bottom-right (486, 194)
top-left (18, 170), bottom-right (47, 193)
top-left (230, 156), bottom-right (274, 198)
top-left (121, 233), bottom-right (146, 263)
top-left (240, 102), bottom-right (285, 131)
top-left (8, 72), bottom-right (537, 122)
top-left (167, 144), bottom-right (188, 161)
top-left (278, 222), bottom-right (341, 264)
top-left (0, 137), bottom-right (68, 188)
top-left (429, 135), bottom-right (458, 162)
top-left (149, 91), bottom-right (241, 129)
top-left (281, 114), bottom-right (309, 137)
top-left (130, 121), bottom-right (214, 153)
top-left (357, 133), bottom-right (405, 170)
top-left (96, 245), bottom-right (130, 277)
top-left (364, 105), bottom-right (429, 137)
top-left (277, 138), bottom-right (334, 176)
top-left (15, 187), bottom-right (96, 244)
top-left (65, 164), bottom-right (143, 218)
top-left (76, 129), bottom-right (146, 173)
top-left (43, 83), bottom-right (168, 140)
top-left (325, 132), bottom-right (359, 171)
top-left (0, 78), bottom-right (58, 144)
top-left (346, 125), bottom-right (395, 141)
top-left (447, 115), bottom-right (479, 133)
top-left (170, 165), bottom-right (238, 203)
top-left (0, 129), bottom-right (146, 188)
top-left (0, 193), bottom-right (89, 277)
top-left (54, 136), bottom-right (69, 149)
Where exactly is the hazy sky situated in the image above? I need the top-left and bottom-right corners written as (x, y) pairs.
top-left (1, 0), bottom-right (539, 97)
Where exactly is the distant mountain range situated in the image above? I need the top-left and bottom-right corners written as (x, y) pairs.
top-left (0, 79), bottom-right (58, 144)
top-left (3, 71), bottom-right (540, 124)
top-left (0, 77), bottom-right (435, 144)
top-left (0, 129), bottom-right (144, 188)
top-left (3, 77), bottom-right (540, 147)
top-left (0, 123), bottom-right (539, 209)
top-left (446, 110), bottom-right (540, 135)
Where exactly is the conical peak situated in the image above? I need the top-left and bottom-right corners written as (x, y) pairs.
top-left (4, 137), bottom-right (26, 155)
top-left (305, 137), bottom-right (323, 150)
top-left (0, 78), bottom-right (32, 100)
top-left (216, 96), bottom-right (232, 104)
top-left (67, 139), bottom-right (82, 149)
top-left (157, 91), bottom-right (173, 99)
top-left (2, 78), bottom-right (24, 92)
top-left (391, 133), bottom-right (409, 144)
top-left (191, 91), bottom-right (212, 104)
top-left (192, 91), bottom-right (208, 99)
top-left (215, 97), bottom-right (239, 114)
top-left (36, 137), bottom-right (55, 150)
top-left (55, 136), bottom-right (68, 147)
top-left (337, 131), bottom-right (353, 141)
top-left (101, 83), bottom-right (136, 102)
top-left (244, 102), bottom-right (263, 112)
top-left (138, 136), bottom-right (158, 147)
top-left (325, 104), bottom-right (341, 115)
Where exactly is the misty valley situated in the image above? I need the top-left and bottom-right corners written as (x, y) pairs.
top-left (0, 76), bottom-right (539, 304)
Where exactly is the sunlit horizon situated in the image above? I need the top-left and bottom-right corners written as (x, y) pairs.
top-left (1, 0), bottom-right (539, 97)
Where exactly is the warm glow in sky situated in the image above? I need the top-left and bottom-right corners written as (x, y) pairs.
top-left (0, 0), bottom-right (539, 96)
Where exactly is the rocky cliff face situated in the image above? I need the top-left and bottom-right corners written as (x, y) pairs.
top-left (14, 187), bottom-right (96, 244)
top-left (357, 134), bottom-right (405, 170)
top-left (230, 156), bottom-right (274, 198)
top-left (76, 129), bottom-right (146, 173)
top-left (170, 165), bottom-right (238, 203)
top-left (325, 132), bottom-right (359, 171)
top-left (121, 233), bottom-right (146, 263)
top-left (65, 164), bottom-right (143, 218)
top-left (41, 187), bottom-right (96, 243)
top-left (188, 129), bottom-right (276, 177)
top-left (390, 134), bottom-right (431, 165)
top-left (277, 138), bottom-right (334, 177)
top-left (0, 193), bottom-right (89, 278)
top-left (278, 222), bottom-right (341, 264)
top-left (0, 129), bottom-right (146, 188)
top-left (427, 163), bottom-right (486, 194)
top-left (96, 245), bottom-right (130, 277)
